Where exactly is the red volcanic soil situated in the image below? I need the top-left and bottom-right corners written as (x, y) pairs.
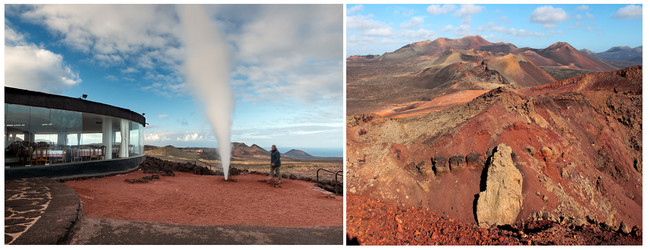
top-left (65, 171), bottom-right (342, 227)
top-left (347, 194), bottom-right (641, 245)
top-left (377, 90), bottom-right (488, 118)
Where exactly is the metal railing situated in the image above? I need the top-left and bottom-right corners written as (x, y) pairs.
top-left (316, 168), bottom-right (343, 195)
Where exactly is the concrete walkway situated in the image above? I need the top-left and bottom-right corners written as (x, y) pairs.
top-left (5, 177), bottom-right (81, 244)
top-left (5, 177), bottom-right (343, 245)
top-left (68, 216), bottom-right (343, 245)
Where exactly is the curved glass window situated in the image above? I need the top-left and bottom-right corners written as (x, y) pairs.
top-left (5, 104), bottom-right (144, 167)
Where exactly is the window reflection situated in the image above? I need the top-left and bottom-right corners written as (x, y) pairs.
top-left (5, 104), bottom-right (144, 167)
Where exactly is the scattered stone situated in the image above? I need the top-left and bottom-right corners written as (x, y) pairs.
top-left (633, 158), bottom-right (641, 173)
top-left (139, 156), bottom-right (218, 176)
top-left (124, 174), bottom-right (160, 184)
top-left (631, 226), bottom-right (642, 238)
top-left (411, 161), bottom-right (424, 175)
top-left (619, 221), bottom-right (631, 234)
top-left (540, 147), bottom-right (553, 159)
top-left (525, 146), bottom-right (536, 156)
top-left (586, 215), bottom-right (598, 225)
top-left (476, 144), bottom-right (523, 228)
top-left (289, 174), bottom-right (297, 180)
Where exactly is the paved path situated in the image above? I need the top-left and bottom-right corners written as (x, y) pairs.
top-left (68, 216), bottom-right (343, 245)
top-left (5, 177), bottom-right (81, 244)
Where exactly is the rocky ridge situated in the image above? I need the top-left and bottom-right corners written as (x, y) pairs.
top-left (346, 66), bottom-right (642, 242)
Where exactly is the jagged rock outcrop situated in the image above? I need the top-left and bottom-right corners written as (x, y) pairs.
top-left (449, 155), bottom-right (466, 172)
top-left (465, 152), bottom-right (484, 171)
top-left (476, 144), bottom-right (523, 228)
top-left (431, 155), bottom-right (449, 175)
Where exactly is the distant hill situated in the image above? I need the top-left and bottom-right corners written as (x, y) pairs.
top-left (145, 143), bottom-right (341, 162)
top-left (581, 46), bottom-right (642, 69)
top-left (347, 35), bottom-right (621, 115)
top-left (284, 149), bottom-right (314, 159)
top-left (231, 142), bottom-right (269, 160)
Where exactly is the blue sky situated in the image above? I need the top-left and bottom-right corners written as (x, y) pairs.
top-left (347, 3), bottom-right (643, 56)
top-left (4, 4), bottom-right (343, 156)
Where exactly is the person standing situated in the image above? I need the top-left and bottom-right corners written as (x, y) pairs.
top-left (269, 145), bottom-right (282, 183)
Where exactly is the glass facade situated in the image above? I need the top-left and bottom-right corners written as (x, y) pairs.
top-left (4, 103), bottom-right (144, 167)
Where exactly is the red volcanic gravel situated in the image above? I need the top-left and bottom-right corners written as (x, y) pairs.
top-left (65, 171), bottom-right (342, 227)
top-left (347, 194), bottom-right (641, 245)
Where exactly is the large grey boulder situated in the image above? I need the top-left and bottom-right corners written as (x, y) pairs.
top-left (476, 144), bottom-right (523, 228)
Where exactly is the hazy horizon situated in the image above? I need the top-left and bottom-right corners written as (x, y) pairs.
top-left (145, 142), bottom-right (343, 157)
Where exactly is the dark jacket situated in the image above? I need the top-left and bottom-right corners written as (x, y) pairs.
top-left (271, 149), bottom-right (281, 168)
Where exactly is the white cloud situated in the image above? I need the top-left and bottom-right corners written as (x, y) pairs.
top-left (613, 5), bottom-right (642, 19)
top-left (179, 133), bottom-right (205, 142)
top-left (15, 5), bottom-right (343, 110)
top-left (121, 67), bottom-right (138, 73)
top-left (586, 13), bottom-right (595, 19)
top-left (347, 14), bottom-right (393, 37)
top-left (348, 5), bottom-right (363, 15)
top-left (577, 5), bottom-right (589, 11)
top-left (400, 16), bottom-right (424, 29)
top-left (5, 27), bottom-right (82, 94)
top-left (515, 29), bottom-right (546, 37)
top-left (20, 5), bottom-right (182, 68)
top-left (530, 6), bottom-right (569, 28)
top-left (442, 24), bottom-right (455, 32)
top-left (454, 4), bottom-right (484, 16)
top-left (477, 23), bottom-right (546, 37)
top-left (144, 132), bottom-right (172, 142)
top-left (400, 28), bottom-right (437, 41)
top-left (477, 22), bottom-right (496, 31)
top-left (229, 5), bottom-right (343, 104)
top-left (454, 24), bottom-right (472, 37)
top-left (5, 25), bottom-right (25, 45)
top-left (426, 5), bottom-right (457, 15)
top-left (158, 114), bottom-right (169, 119)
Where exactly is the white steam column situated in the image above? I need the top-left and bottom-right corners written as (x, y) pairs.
top-left (179, 5), bottom-right (233, 180)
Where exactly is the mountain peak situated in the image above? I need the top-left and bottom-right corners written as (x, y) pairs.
top-left (461, 35), bottom-right (489, 43)
top-left (284, 149), bottom-right (314, 159)
top-left (546, 42), bottom-right (573, 50)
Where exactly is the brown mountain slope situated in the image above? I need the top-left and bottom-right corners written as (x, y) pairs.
top-left (347, 66), bottom-right (642, 235)
top-left (379, 35), bottom-right (493, 62)
top-left (347, 36), bottom-right (618, 116)
top-left (524, 42), bottom-right (618, 72)
top-left (347, 48), bottom-right (557, 115)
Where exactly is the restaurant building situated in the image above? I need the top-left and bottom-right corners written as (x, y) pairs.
top-left (5, 86), bottom-right (146, 179)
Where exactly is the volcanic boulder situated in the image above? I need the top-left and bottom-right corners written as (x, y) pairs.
top-left (476, 144), bottom-right (523, 228)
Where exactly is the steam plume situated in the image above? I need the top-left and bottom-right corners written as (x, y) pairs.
top-left (178, 5), bottom-right (233, 180)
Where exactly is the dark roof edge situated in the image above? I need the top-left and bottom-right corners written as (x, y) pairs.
top-left (4, 86), bottom-right (146, 126)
